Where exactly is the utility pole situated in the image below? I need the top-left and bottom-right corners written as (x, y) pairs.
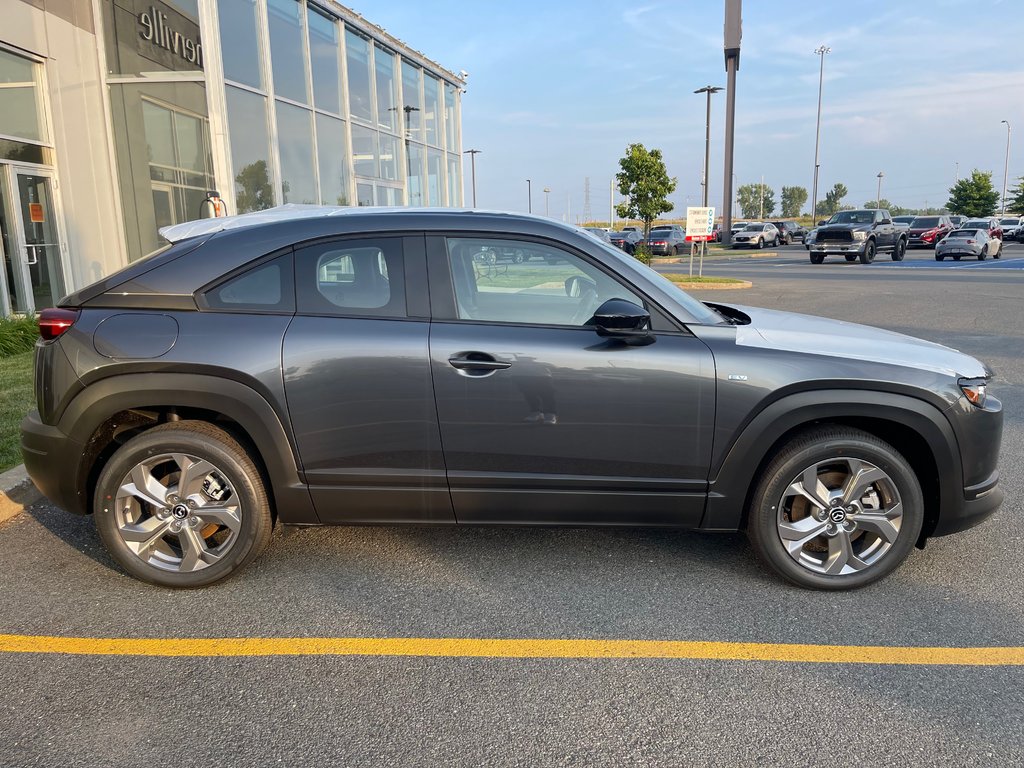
top-left (955, 161), bottom-right (959, 185)
top-left (526, 179), bottom-right (532, 213)
top-left (1001, 120), bottom-right (1012, 215)
top-left (583, 177), bottom-right (592, 223)
top-left (811, 45), bottom-right (831, 223)
top-left (463, 149), bottom-right (480, 207)
top-left (759, 174), bottom-right (764, 220)
top-left (876, 171), bottom-right (884, 209)
top-left (695, 86), bottom-right (723, 208)
top-left (609, 178), bottom-right (615, 229)
top-left (722, 0), bottom-right (741, 245)
top-left (543, 186), bottom-right (551, 217)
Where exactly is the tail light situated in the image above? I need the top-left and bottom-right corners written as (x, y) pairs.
top-left (38, 308), bottom-right (79, 341)
top-left (966, 239), bottom-right (975, 245)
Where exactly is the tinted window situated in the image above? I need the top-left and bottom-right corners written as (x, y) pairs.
top-left (911, 217), bottom-right (941, 227)
top-left (205, 255), bottom-right (294, 312)
top-left (446, 237), bottom-right (644, 326)
top-left (296, 238), bottom-right (406, 317)
top-left (948, 229), bottom-right (982, 238)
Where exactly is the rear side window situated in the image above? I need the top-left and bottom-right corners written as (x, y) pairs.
top-left (296, 238), bottom-right (406, 318)
top-left (203, 254), bottom-right (294, 313)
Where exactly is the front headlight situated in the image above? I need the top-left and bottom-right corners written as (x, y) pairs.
top-left (959, 377), bottom-right (988, 408)
top-left (852, 231), bottom-right (868, 241)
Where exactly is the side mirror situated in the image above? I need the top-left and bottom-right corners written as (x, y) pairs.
top-left (590, 298), bottom-right (652, 343)
top-left (817, 220), bottom-right (827, 226)
top-left (881, 219), bottom-right (892, 225)
top-left (565, 275), bottom-right (597, 298)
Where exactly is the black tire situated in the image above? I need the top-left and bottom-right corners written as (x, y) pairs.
top-left (859, 240), bottom-right (876, 264)
top-left (935, 254), bottom-right (944, 261)
top-left (809, 253), bottom-right (825, 264)
top-left (890, 238), bottom-right (906, 261)
top-left (978, 247), bottom-right (987, 261)
top-left (844, 255), bottom-right (858, 262)
top-left (746, 426), bottom-right (924, 590)
top-left (756, 237), bottom-right (764, 250)
top-left (773, 236), bottom-right (780, 247)
top-left (93, 421), bottom-right (273, 588)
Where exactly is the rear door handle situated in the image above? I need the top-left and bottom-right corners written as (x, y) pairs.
top-left (448, 352), bottom-right (512, 371)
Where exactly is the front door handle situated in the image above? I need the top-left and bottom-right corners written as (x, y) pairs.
top-left (448, 352), bottom-right (513, 372)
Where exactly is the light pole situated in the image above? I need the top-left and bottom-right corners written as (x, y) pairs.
top-left (722, 0), bottom-right (741, 245)
top-left (694, 86), bottom-right (723, 209)
top-left (463, 149), bottom-right (480, 207)
top-left (543, 186), bottom-right (551, 217)
top-left (955, 161), bottom-right (959, 185)
top-left (1001, 120), bottom-right (1011, 215)
top-left (526, 179), bottom-right (532, 213)
top-left (759, 174), bottom-right (764, 220)
top-left (876, 171), bottom-right (884, 209)
top-left (810, 45), bottom-right (831, 223)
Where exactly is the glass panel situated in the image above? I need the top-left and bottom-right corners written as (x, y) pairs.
top-left (0, 49), bottom-right (44, 142)
top-left (377, 185), bottom-right (403, 206)
top-left (307, 5), bottom-right (341, 114)
top-left (296, 238), bottom-right (406, 317)
top-left (0, 178), bottom-right (25, 313)
top-left (351, 125), bottom-right (377, 178)
top-left (374, 46), bottom-right (397, 132)
top-left (345, 29), bottom-right (372, 122)
top-left (423, 74), bottom-right (440, 147)
top-left (173, 112), bottom-right (208, 173)
top-left (378, 133), bottom-right (399, 181)
top-left (206, 255), bottom-right (293, 312)
top-left (267, 0), bottom-right (309, 104)
top-left (0, 140), bottom-right (51, 165)
top-left (446, 237), bottom-right (644, 326)
top-left (17, 174), bottom-right (66, 309)
top-left (427, 149), bottom-right (443, 207)
top-left (405, 142), bottom-right (424, 206)
top-left (218, 0), bottom-right (263, 89)
top-left (276, 102), bottom-right (317, 204)
top-left (444, 83), bottom-right (458, 151)
top-left (356, 182), bottom-right (374, 206)
top-left (226, 86), bottom-right (275, 212)
top-left (315, 113), bottom-right (351, 206)
top-left (101, 0), bottom-right (203, 76)
top-left (401, 61), bottom-right (422, 141)
top-left (141, 101), bottom-right (176, 166)
top-left (447, 154), bottom-right (461, 207)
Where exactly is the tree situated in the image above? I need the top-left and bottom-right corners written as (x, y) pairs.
top-left (736, 183), bottom-right (775, 219)
top-left (815, 182), bottom-right (848, 217)
top-left (1004, 176), bottom-right (1024, 214)
top-left (615, 143), bottom-right (677, 237)
top-left (780, 186), bottom-right (808, 218)
top-left (235, 160), bottom-right (275, 213)
top-left (947, 169), bottom-right (999, 217)
top-left (862, 199), bottom-right (905, 215)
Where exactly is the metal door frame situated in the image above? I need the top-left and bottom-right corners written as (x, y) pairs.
top-left (4, 164), bottom-right (72, 313)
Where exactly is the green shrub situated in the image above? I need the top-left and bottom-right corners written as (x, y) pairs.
top-left (633, 244), bottom-right (652, 265)
top-left (0, 315), bottom-right (38, 358)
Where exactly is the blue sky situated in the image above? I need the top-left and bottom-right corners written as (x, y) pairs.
top-left (363, 0), bottom-right (1024, 220)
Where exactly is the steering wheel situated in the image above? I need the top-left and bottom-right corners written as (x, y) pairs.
top-left (569, 284), bottom-right (600, 326)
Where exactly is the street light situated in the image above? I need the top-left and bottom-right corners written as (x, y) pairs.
top-left (1001, 120), bottom-right (1012, 215)
top-left (543, 186), bottom-right (551, 217)
top-left (463, 149), bottom-right (481, 207)
top-left (810, 45), bottom-right (831, 223)
top-left (694, 86), bottom-right (723, 208)
top-left (526, 179), bottom-right (532, 213)
top-left (722, 0), bottom-right (741, 245)
top-left (876, 171), bottom-right (884, 209)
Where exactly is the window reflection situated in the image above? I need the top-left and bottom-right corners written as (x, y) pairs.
top-left (406, 141), bottom-right (424, 206)
top-left (226, 86), bottom-right (275, 212)
top-left (0, 49), bottom-right (45, 142)
top-left (316, 113), bottom-right (351, 205)
top-left (345, 29), bottom-right (372, 122)
top-left (267, 0), bottom-right (309, 103)
top-left (308, 5), bottom-right (341, 114)
top-left (447, 154), bottom-right (460, 207)
top-left (427, 149), bottom-right (443, 206)
top-left (351, 124), bottom-right (377, 177)
top-left (374, 45), bottom-right (398, 132)
top-left (276, 101), bottom-right (316, 204)
top-left (401, 61), bottom-right (422, 141)
top-left (423, 74), bottom-right (439, 147)
top-left (378, 133), bottom-right (399, 181)
top-left (444, 83), bottom-right (458, 152)
top-left (219, 0), bottom-right (263, 89)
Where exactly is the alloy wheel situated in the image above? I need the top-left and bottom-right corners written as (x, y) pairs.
top-left (775, 457), bottom-right (903, 576)
top-left (113, 453), bottom-right (242, 572)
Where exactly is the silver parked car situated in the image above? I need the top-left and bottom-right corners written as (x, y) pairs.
top-left (731, 222), bottom-right (779, 249)
top-left (935, 228), bottom-right (993, 261)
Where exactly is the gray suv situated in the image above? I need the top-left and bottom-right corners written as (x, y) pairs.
top-left (21, 208), bottom-right (1003, 590)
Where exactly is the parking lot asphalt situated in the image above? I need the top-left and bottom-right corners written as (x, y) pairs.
top-left (2, 248), bottom-right (1024, 767)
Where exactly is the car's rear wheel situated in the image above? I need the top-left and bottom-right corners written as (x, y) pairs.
top-left (979, 247), bottom-right (987, 261)
top-left (859, 240), bottom-right (876, 264)
top-left (94, 421), bottom-right (273, 588)
top-left (809, 253), bottom-right (825, 264)
top-left (891, 238), bottom-right (906, 261)
top-left (746, 427), bottom-right (923, 590)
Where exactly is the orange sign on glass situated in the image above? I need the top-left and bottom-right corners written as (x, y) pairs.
top-left (29, 203), bottom-right (45, 223)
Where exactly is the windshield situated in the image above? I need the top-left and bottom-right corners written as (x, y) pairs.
top-left (742, 224), bottom-right (762, 231)
top-left (827, 211), bottom-right (874, 224)
top-left (911, 217), bottom-right (940, 227)
top-left (964, 220), bottom-right (989, 228)
top-left (1000, 219), bottom-right (1019, 225)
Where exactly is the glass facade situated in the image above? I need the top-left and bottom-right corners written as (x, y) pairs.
top-left (0, 49), bottom-right (46, 143)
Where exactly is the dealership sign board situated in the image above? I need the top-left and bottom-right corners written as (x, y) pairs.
top-left (685, 207), bottom-right (715, 242)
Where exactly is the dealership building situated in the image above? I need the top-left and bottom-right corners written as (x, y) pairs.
top-left (1, 0), bottom-right (465, 316)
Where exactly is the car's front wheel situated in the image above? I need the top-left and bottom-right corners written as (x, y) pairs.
top-left (94, 421), bottom-right (273, 588)
top-left (746, 427), bottom-right (923, 590)
top-left (859, 240), bottom-right (876, 264)
top-left (809, 253), bottom-right (824, 264)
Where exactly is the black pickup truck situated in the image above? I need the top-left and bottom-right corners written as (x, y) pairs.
top-left (808, 209), bottom-right (909, 264)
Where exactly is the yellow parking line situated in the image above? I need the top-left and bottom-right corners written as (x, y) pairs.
top-left (1, 634), bottom-right (1022, 665)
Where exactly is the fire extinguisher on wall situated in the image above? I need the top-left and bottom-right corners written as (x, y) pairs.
top-left (199, 190), bottom-right (227, 219)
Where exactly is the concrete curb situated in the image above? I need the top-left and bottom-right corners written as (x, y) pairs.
top-left (0, 465), bottom-right (41, 527)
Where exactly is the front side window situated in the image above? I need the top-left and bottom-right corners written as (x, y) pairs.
top-left (446, 238), bottom-right (644, 326)
top-left (296, 238), bottom-right (406, 317)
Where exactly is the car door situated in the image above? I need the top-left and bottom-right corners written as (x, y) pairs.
top-left (426, 233), bottom-right (716, 526)
top-left (282, 234), bottom-right (454, 524)
top-left (874, 211), bottom-right (894, 249)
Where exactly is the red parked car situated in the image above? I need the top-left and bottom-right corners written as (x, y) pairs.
top-left (907, 215), bottom-right (955, 248)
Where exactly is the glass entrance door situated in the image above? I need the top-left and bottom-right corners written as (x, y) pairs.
top-left (4, 167), bottom-right (67, 311)
top-left (0, 169), bottom-right (31, 315)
